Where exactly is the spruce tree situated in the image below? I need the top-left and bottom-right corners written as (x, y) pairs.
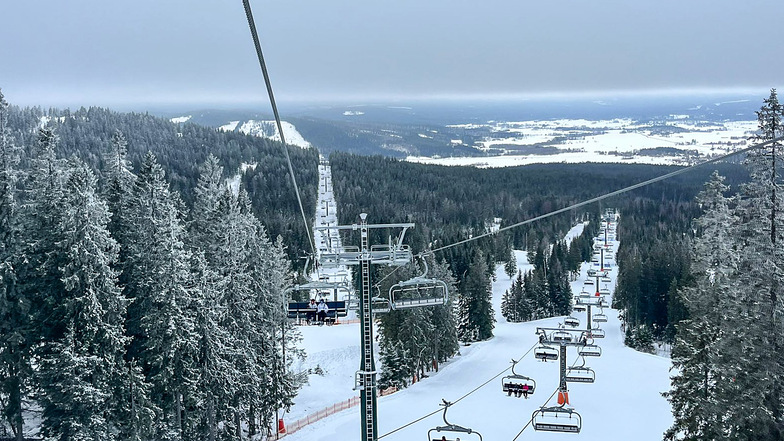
top-left (36, 160), bottom-right (128, 441)
top-left (123, 152), bottom-right (196, 440)
top-left (665, 172), bottom-right (737, 441)
top-left (729, 89), bottom-right (784, 439)
top-left (504, 248), bottom-right (517, 279)
top-left (457, 250), bottom-right (494, 341)
top-left (0, 89), bottom-right (28, 441)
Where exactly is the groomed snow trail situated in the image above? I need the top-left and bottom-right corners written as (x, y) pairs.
top-left (285, 223), bottom-right (673, 440)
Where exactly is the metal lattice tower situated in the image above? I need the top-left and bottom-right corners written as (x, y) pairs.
top-left (315, 213), bottom-right (414, 441)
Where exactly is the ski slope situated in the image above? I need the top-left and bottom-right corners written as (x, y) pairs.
top-left (284, 223), bottom-right (673, 441)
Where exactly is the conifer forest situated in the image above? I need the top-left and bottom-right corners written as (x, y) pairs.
top-left (0, 87), bottom-right (783, 440)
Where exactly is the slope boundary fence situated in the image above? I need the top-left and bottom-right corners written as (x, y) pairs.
top-left (272, 387), bottom-right (398, 439)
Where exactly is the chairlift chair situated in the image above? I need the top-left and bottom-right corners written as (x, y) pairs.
top-left (389, 258), bottom-right (448, 310)
top-left (551, 330), bottom-right (573, 343)
top-left (428, 400), bottom-right (483, 441)
top-left (601, 276), bottom-right (612, 283)
top-left (564, 316), bottom-right (580, 328)
top-left (573, 303), bottom-right (586, 313)
top-left (370, 286), bottom-right (392, 314)
top-left (584, 279), bottom-right (594, 286)
top-left (534, 344), bottom-right (559, 362)
top-left (565, 366), bottom-right (596, 384)
top-left (532, 406), bottom-right (582, 433)
top-left (593, 313), bottom-right (608, 323)
top-left (588, 328), bottom-right (606, 339)
top-left (578, 344), bottom-right (602, 357)
top-left (501, 360), bottom-right (536, 398)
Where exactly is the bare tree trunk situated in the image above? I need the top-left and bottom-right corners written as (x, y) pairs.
top-left (207, 395), bottom-right (216, 441)
top-left (175, 390), bottom-right (182, 439)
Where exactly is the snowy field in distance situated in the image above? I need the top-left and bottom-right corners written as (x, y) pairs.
top-left (407, 118), bottom-right (757, 168)
top-left (283, 223), bottom-right (674, 441)
top-left (170, 115), bottom-right (192, 124)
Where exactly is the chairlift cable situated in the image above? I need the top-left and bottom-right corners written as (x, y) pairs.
top-left (241, 0), bottom-right (317, 266)
top-left (510, 387), bottom-right (558, 441)
top-left (373, 135), bottom-right (784, 288)
top-left (376, 340), bottom-right (539, 439)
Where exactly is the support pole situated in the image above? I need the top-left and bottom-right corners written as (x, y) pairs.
top-left (587, 304), bottom-right (593, 336)
top-left (358, 215), bottom-right (378, 441)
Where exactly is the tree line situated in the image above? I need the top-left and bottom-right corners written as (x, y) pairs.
top-left (0, 91), bottom-right (299, 441)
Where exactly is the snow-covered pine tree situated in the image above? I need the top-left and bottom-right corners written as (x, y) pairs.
top-left (727, 89), bottom-right (784, 439)
top-left (501, 271), bottom-right (528, 322)
top-left (665, 171), bottom-right (737, 441)
top-left (500, 289), bottom-right (512, 321)
top-left (15, 128), bottom-right (69, 440)
top-left (188, 155), bottom-right (298, 439)
top-left (426, 257), bottom-right (460, 368)
top-left (504, 248), bottom-right (517, 279)
top-left (36, 160), bottom-right (129, 440)
top-left (189, 251), bottom-right (231, 441)
top-left (457, 250), bottom-right (494, 342)
top-left (123, 152), bottom-right (197, 440)
top-left (514, 271), bottom-right (533, 322)
top-left (0, 89), bottom-right (29, 441)
top-left (236, 191), bottom-right (299, 436)
top-left (547, 245), bottom-right (573, 316)
top-left (102, 129), bottom-right (134, 244)
top-left (378, 340), bottom-right (410, 389)
top-left (189, 154), bottom-right (225, 261)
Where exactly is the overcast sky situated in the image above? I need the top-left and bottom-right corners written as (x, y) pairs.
top-left (1, 0), bottom-right (783, 109)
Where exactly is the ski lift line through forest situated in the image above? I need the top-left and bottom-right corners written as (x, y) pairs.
top-left (377, 340), bottom-right (539, 440)
top-left (373, 134), bottom-right (784, 289)
top-left (241, 0), bottom-right (317, 264)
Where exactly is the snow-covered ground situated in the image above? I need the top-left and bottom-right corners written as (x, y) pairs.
top-left (219, 120), bottom-right (240, 132)
top-left (239, 120), bottom-right (312, 149)
top-left (408, 118), bottom-right (757, 168)
top-left (283, 221), bottom-right (674, 440)
top-left (170, 115), bottom-right (192, 124)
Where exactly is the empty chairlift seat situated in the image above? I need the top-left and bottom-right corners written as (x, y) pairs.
top-left (532, 406), bottom-right (582, 433)
top-left (551, 330), bottom-right (573, 343)
top-left (564, 316), bottom-right (580, 328)
top-left (565, 367), bottom-right (596, 383)
top-left (588, 328), bottom-right (606, 339)
top-left (389, 259), bottom-right (448, 310)
top-left (578, 344), bottom-right (602, 357)
top-left (428, 401), bottom-right (484, 441)
top-left (370, 296), bottom-right (391, 314)
top-left (593, 313), bottom-right (608, 323)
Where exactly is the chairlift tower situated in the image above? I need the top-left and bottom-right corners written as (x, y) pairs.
top-left (315, 213), bottom-right (414, 441)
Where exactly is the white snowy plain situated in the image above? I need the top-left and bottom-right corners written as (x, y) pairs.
top-left (282, 223), bottom-right (674, 441)
top-left (408, 119), bottom-right (757, 168)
